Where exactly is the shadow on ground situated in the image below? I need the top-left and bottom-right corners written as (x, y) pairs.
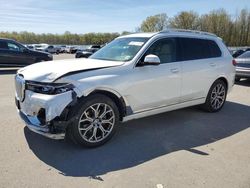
top-left (24, 101), bottom-right (250, 177)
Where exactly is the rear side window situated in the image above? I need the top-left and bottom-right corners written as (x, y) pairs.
top-left (178, 38), bottom-right (221, 61)
top-left (0, 41), bottom-right (8, 49)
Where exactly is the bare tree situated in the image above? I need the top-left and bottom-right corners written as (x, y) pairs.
top-left (139, 13), bottom-right (168, 32)
top-left (169, 11), bottom-right (200, 30)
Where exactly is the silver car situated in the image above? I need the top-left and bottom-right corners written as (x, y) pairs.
top-left (235, 51), bottom-right (250, 81)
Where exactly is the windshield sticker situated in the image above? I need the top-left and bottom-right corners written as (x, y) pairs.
top-left (128, 41), bottom-right (144, 46)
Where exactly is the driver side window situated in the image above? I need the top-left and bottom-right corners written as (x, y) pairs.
top-left (7, 42), bottom-right (21, 52)
top-left (139, 38), bottom-right (177, 65)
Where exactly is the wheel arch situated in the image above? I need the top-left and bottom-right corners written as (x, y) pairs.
top-left (216, 76), bottom-right (228, 90)
top-left (205, 76), bottom-right (229, 101)
top-left (85, 88), bottom-right (129, 121)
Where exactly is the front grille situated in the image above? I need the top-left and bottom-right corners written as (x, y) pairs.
top-left (15, 74), bottom-right (25, 102)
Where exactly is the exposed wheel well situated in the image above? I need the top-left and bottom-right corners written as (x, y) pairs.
top-left (88, 90), bottom-right (127, 121)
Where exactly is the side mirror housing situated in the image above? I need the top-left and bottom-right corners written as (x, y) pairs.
top-left (22, 48), bottom-right (29, 53)
top-left (144, 54), bottom-right (160, 65)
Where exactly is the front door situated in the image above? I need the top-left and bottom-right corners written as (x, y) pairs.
top-left (124, 38), bottom-right (182, 113)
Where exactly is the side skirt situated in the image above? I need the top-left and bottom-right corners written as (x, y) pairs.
top-left (122, 98), bottom-right (206, 122)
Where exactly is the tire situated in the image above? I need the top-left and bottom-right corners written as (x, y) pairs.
top-left (202, 79), bottom-right (227, 112)
top-left (68, 94), bottom-right (120, 147)
top-left (235, 76), bottom-right (241, 82)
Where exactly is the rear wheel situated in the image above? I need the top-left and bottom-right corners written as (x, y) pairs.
top-left (68, 94), bottom-right (119, 147)
top-left (202, 80), bottom-right (227, 112)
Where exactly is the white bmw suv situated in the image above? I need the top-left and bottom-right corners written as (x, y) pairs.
top-left (15, 29), bottom-right (235, 147)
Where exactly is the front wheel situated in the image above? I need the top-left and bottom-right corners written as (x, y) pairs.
top-left (68, 94), bottom-right (120, 147)
top-left (202, 80), bottom-right (227, 112)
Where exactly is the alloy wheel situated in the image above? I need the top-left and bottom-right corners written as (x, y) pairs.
top-left (210, 83), bottom-right (226, 110)
top-left (78, 103), bottom-right (115, 143)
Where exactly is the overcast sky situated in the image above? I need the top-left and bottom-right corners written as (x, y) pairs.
top-left (0, 0), bottom-right (249, 34)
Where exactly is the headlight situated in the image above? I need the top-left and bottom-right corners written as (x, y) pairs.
top-left (26, 81), bottom-right (74, 95)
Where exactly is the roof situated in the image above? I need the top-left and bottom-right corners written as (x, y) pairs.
top-left (0, 38), bottom-right (16, 42)
top-left (160, 29), bottom-right (218, 38)
top-left (118, 29), bottom-right (218, 40)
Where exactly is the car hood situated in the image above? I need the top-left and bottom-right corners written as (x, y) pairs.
top-left (30, 49), bottom-right (50, 56)
top-left (17, 58), bottom-right (124, 82)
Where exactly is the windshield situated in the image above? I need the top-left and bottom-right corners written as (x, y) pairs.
top-left (90, 37), bottom-right (149, 62)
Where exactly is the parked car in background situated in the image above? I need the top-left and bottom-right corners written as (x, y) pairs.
top-left (0, 38), bottom-right (52, 67)
top-left (44, 45), bottom-right (60, 54)
top-left (59, 45), bottom-right (66, 53)
top-left (75, 45), bottom-right (101, 58)
top-left (65, 46), bottom-right (77, 54)
top-left (34, 43), bottom-right (48, 51)
top-left (15, 30), bottom-right (235, 147)
top-left (25, 45), bottom-right (35, 50)
top-left (232, 48), bottom-right (250, 58)
top-left (235, 51), bottom-right (250, 81)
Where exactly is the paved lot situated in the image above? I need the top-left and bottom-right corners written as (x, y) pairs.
top-left (53, 53), bottom-right (76, 60)
top-left (0, 54), bottom-right (250, 188)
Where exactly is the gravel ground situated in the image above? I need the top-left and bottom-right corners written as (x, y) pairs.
top-left (0, 54), bottom-right (250, 188)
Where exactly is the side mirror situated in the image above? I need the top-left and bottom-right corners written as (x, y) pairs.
top-left (144, 54), bottom-right (160, 65)
top-left (22, 48), bottom-right (29, 53)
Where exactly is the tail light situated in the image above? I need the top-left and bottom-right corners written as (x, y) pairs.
top-left (232, 59), bottom-right (237, 66)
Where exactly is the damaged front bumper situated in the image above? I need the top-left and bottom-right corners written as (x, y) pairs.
top-left (15, 89), bottom-right (77, 140)
top-left (18, 110), bottom-right (65, 139)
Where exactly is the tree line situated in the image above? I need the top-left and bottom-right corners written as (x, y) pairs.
top-left (139, 8), bottom-right (250, 46)
top-left (0, 31), bottom-right (121, 45)
top-left (0, 8), bottom-right (249, 46)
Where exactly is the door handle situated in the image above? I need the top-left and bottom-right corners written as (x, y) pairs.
top-left (170, 68), bottom-right (179, 73)
top-left (210, 62), bottom-right (216, 67)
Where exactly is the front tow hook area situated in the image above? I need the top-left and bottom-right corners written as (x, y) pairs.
top-left (18, 111), bottom-right (65, 140)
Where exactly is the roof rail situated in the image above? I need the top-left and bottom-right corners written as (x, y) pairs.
top-left (160, 29), bottom-right (217, 37)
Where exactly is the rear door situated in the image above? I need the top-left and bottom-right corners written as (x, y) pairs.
top-left (178, 37), bottom-right (222, 102)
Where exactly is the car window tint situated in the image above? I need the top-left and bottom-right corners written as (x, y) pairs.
top-left (7, 42), bottom-right (21, 52)
top-left (178, 38), bottom-right (221, 61)
top-left (145, 38), bottom-right (177, 64)
top-left (0, 41), bottom-right (8, 49)
top-left (208, 40), bottom-right (222, 57)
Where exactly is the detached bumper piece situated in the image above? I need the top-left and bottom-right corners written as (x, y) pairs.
top-left (19, 110), bottom-right (65, 140)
